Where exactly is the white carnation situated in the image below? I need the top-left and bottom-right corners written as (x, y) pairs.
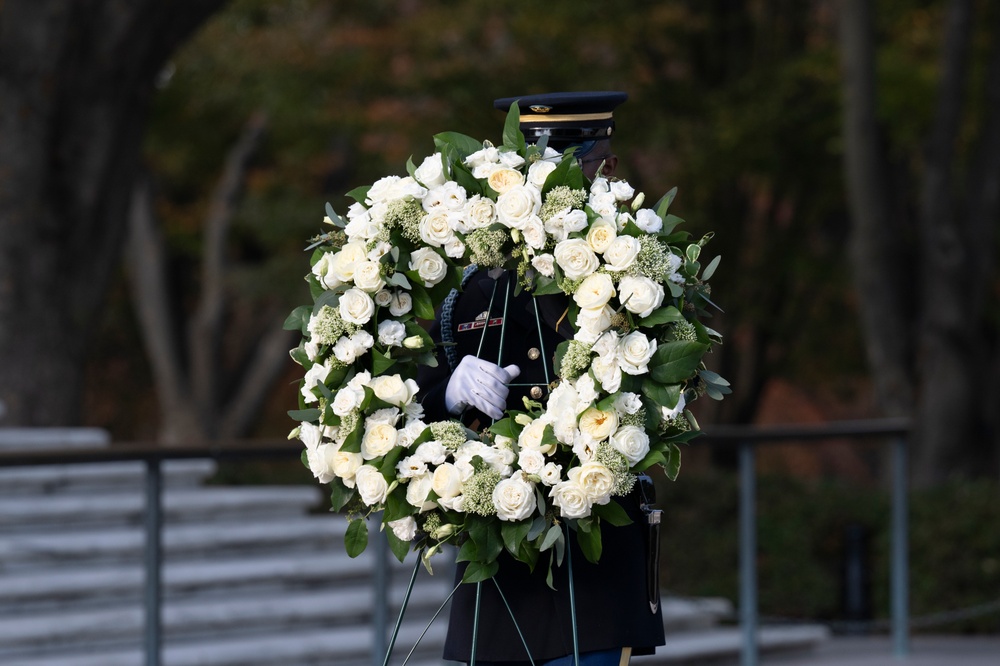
top-left (389, 516), bottom-right (418, 542)
top-left (378, 320), bottom-right (406, 347)
top-left (635, 209), bottom-right (663, 233)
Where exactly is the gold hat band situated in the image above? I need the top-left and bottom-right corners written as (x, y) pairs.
top-left (519, 111), bottom-right (614, 122)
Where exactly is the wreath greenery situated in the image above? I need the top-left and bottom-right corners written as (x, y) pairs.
top-left (286, 105), bottom-right (729, 582)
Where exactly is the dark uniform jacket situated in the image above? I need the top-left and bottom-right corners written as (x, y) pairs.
top-left (417, 269), bottom-right (665, 663)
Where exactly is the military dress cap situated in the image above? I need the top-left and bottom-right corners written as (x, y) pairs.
top-left (493, 91), bottom-right (627, 155)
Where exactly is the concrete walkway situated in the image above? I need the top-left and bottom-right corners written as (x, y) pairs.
top-left (763, 635), bottom-right (1000, 665)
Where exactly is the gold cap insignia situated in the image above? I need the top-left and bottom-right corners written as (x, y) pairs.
top-left (529, 105), bottom-right (553, 113)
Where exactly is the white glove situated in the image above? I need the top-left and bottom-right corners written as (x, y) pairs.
top-left (445, 356), bottom-right (521, 421)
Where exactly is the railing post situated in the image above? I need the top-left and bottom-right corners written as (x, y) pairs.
top-left (373, 527), bottom-right (389, 666)
top-left (891, 435), bottom-right (910, 658)
top-left (144, 458), bottom-right (163, 666)
top-left (739, 440), bottom-right (758, 666)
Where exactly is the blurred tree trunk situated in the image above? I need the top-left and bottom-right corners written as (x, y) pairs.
top-left (127, 113), bottom-right (295, 443)
top-left (838, 0), bottom-right (1000, 484)
top-left (0, 0), bottom-right (227, 427)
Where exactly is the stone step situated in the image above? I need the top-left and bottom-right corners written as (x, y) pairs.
top-left (0, 485), bottom-right (322, 531)
top-left (0, 459), bottom-right (217, 496)
top-left (0, 619), bottom-right (451, 666)
top-left (0, 577), bottom-right (452, 652)
top-left (0, 548), bottom-right (446, 611)
top-left (633, 625), bottom-right (832, 664)
top-left (0, 515), bottom-right (351, 569)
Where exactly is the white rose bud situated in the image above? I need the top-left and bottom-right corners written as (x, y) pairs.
top-left (374, 289), bottom-right (393, 307)
top-left (631, 192), bottom-right (646, 211)
top-left (539, 462), bottom-right (563, 486)
top-left (492, 474), bottom-right (537, 521)
top-left (402, 335), bottom-right (424, 349)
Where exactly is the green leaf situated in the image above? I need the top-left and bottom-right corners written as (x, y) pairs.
top-left (638, 306), bottom-right (684, 327)
top-left (591, 501), bottom-right (633, 527)
top-left (488, 417), bottom-right (520, 439)
top-left (346, 185), bottom-right (371, 205)
top-left (575, 521), bottom-right (602, 563)
top-left (540, 146), bottom-right (580, 196)
top-left (702, 255), bottom-right (721, 281)
top-left (283, 305), bottom-right (312, 333)
top-left (456, 539), bottom-right (479, 563)
top-left (345, 519), bottom-right (369, 557)
top-left (540, 524), bottom-right (563, 552)
top-left (502, 101), bottom-right (525, 153)
top-left (385, 527), bottom-right (411, 562)
top-left (287, 408), bottom-right (321, 422)
top-left (408, 283), bottom-right (436, 320)
top-left (532, 277), bottom-right (563, 296)
top-left (433, 131), bottom-right (484, 160)
top-left (641, 380), bottom-right (681, 411)
top-left (328, 477), bottom-right (355, 511)
top-left (468, 519), bottom-right (503, 563)
top-left (649, 341), bottom-right (709, 384)
top-left (654, 187), bottom-right (677, 217)
top-left (340, 418), bottom-right (363, 454)
top-left (631, 448), bottom-right (667, 473)
top-left (664, 442), bottom-right (682, 481)
top-left (661, 214), bottom-right (685, 236)
top-left (553, 340), bottom-right (571, 376)
top-left (462, 559), bottom-right (500, 583)
top-left (372, 349), bottom-right (397, 376)
top-left (383, 487), bottom-right (411, 522)
top-left (501, 519), bottom-right (533, 555)
top-left (685, 243), bottom-right (701, 264)
top-left (527, 515), bottom-right (548, 541)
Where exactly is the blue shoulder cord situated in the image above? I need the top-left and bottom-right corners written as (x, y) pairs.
top-left (441, 264), bottom-right (480, 372)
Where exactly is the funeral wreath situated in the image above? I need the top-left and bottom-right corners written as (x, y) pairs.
top-left (286, 105), bottom-right (730, 583)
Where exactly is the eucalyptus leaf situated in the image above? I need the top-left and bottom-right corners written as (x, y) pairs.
top-left (387, 272), bottom-right (411, 289)
top-left (540, 524), bottom-right (563, 551)
top-left (702, 255), bottom-right (721, 281)
top-left (287, 408), bottom-right (321, 422)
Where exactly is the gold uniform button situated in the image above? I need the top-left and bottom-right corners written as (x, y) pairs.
top-left (527, 347), bottom-right (541, 360)
top-left (530, 386), bottom-right (543, 399)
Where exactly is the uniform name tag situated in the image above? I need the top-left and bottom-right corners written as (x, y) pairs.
top-left (457, 317), bottom-right (503, 332)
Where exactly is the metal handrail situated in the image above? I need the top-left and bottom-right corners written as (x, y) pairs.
top-left (0, 419), bottom-right (913, 666)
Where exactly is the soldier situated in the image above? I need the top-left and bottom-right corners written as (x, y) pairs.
top-left (418, 92), bottom-right (665, 666)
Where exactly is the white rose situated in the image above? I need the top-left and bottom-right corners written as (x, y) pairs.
top-left (635, 209), bottom-right (663, 233)
top-left (521, 215), bottom-right (546, 250)
top-left (374, 289), bottom-right (393, 307)
top-left (554, 239), bottom-right (599, 280)
top-left (329, 242), bottom-right (368, 283)
top-left (420, 211), bottom-right (456, 247)
top-left (539, 462), bottom-right (563, 486)
top-left (618, 275), bottom-right (665, 319)
top-left (603, 236), bottom-right (641, 272)
top-left (415, 440), bottom-right (447, 465)
top-left (591, 352), bottom-right (622, 393)
top-left (619, 331), bottom-right (657, 375)
top-left (610, 180), bottom-right (636, 202)
top-left (589, 191), bottom-right (618, 219)
top-left (499, 150), bottom-right (526, 168)
top-left (339, 288), bottom-right (375, 325)
top-left (344, 213), bottom-right (380, 243)
top-left (569, 462), bottom-right (615, 504)
top-left (408, 247), bottom-right (448, 287)
top-left (464, 195), bottom-right (497, 231)
top-left (389, 291), bottom-right (412, 316)
top-left (353, 260), bottom-right (386, 293)
top-left (531, 253), bottom-right (556, 277)
top-left (330, 450), bottom-right (363, 487)
top-left (574, 305), bottom-right (614, 343)
top-left (301, 360), bottom-right (331, 403)
top-left (361, 422), bottom-right (398, 460)
top-left (616, 212), bottom-right (635, 232)
top-left (377, 320), bottom-right (406, 347)
top-left (444, 237), bottom-right (465, 259)
top-left (332, 386), bottom-right (364, 416)
top-left (389, 516), bottom-right (418, 542)
top-left (578, 407), bottom-right (619, 442)
top-left (610, 425), bottom-right (650, 465)
top-left (518, 448), bottom-right (545, 475)
top-left (613, 392), bottom-right (643, 416)
top-left (562, 209), bottom-right (589, 234)
top-left (304, 443), bottom-right (336, 484)
top-left (518, 418), bottom-right (555, 455)
top-left (492, 474), bottom-right (537, 521)
top-left (370, 374), bottom-right (412, 406)
top-left (355, 465), bottom-right (389, 506)
top-left (585, 219), bottom-right (617, 254)
top-left (590, 177), bottom-right (610, 195)
top-left (464, 145), bottom-right (500, 171)
top-left (573, 273), bottom-right (616, 310)
top-left (496, 185), bottom-right (542, 229)
top-left (332, 336), bottom-right (358, 364)
top-left (527, 160), bottom-right (558, 187)
top-left (487, 168), bottom-right (526, 194)
top-left (405, 472), bottom-right (435, 511)
top-left (414, 153), bottom-right (447, 188)
top-left (432, 463), bottom-right (464, 500)
top-left (550, 480), bottom-right (592, 519)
